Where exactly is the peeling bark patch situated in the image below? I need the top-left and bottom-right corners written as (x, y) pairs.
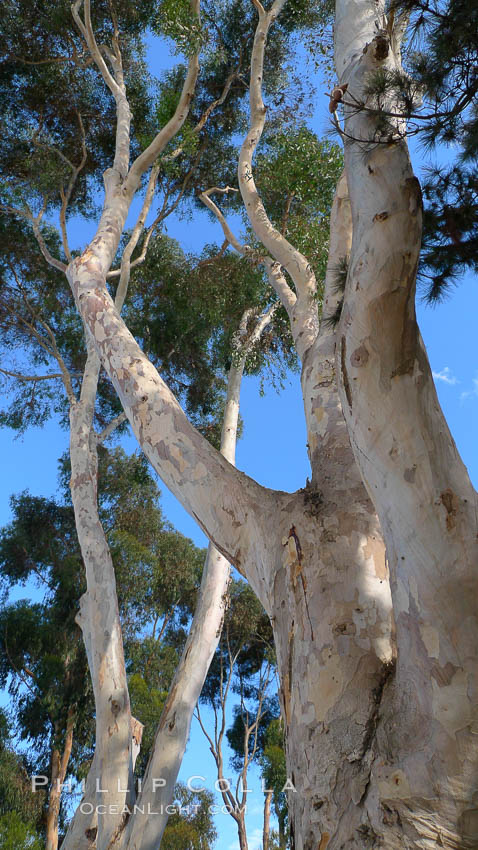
top-left (440, 488), bottom-right (459, 530)
top-left (404, 465), bottom-right (416, 483)
top-left (404, 176), bottom-right (423, 216)
top-left (431, 661), bottom-right (458, 687)
top-left (350, 344), bottom-right (369, 368)
top-left (158, 683), bottom-right (179, 732)
top-left (85, 827), bottom-right (97, 843)
top-left (457, 807), bottom-right (478, 844)
top-left (109, 811), bottom-right (130, 846)
top-left (373, 211), bottom-right (389, 222)
top-left (390, 315), bottom-right (418, 379)
top-left (378, 768), bottom-right (411, 801)
top-left (318, 832), bottom-right (330, 849)
top-left (340, 336), bottom-right (353, 411)
top-left (333, 621), bottom-right (356, 635)
top-left (110, 698), bottom-right (121, 716)
top-left (419, 624), bottom-right (439, 658)
top-left (282, 625), bottom-right (293, 728)
top-left (432, 669), bottom-right (472, 735)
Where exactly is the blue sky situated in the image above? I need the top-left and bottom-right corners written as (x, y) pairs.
top-left (0, 25), bottom-right (477, 850)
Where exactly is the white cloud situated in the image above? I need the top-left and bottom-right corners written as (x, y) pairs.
top-left (432, 366), bottom-right (458, 385)
top-left (247, 828), bottom-right (264, 850)
top-left (460, 375), bottom-right (478, 402)
top-left (228, 828), bottom-right (263, 850)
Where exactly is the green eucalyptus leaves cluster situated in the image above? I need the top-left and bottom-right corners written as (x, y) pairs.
top-left (154, 0), bottom-right (204, 56)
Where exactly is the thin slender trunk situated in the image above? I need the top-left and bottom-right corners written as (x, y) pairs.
top-left (46, 710), bottom-right (75, 850)
top-left (238, 815), bottom-right (249, 850)
top-left (263, 790), bottom-right (272, 850)
top-left (46, 747), bottom-right (62, 850)
top-left (118, 329), bottom-right (255, 850)
top-left (278, 808), bottom-right (287, 850)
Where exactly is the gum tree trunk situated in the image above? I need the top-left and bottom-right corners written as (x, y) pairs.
top-left (69, 343), bottom-right (134, 850)
top-left (334, 0), bottom-right (478, 846)
top-left (263, 790), bottom-right (272, 850)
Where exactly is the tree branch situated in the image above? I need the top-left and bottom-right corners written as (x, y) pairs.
top-left (199, 187), bottom-right (249, 255)
top-left (59, 111), bottom-right (88, 263)
top-left (199, 187), bottom-right (297, 325)
top-left (70, 251), bottom-right (273, 568)
top-left (237, 0), bottom-right (319, 360)
top-left (0, 368), bottom-right (65, 382)
top-left (163, 67), bottom-right (238, 164)
top-left (95, 411), bottom-right (127, 445)
top-left (72, 0), bottom-right (131, 177)
top-left (115, 164), bottom-right (160, 310)
top-left (126, 0), bottom-right (201, 188)
top-left (2, 201), bottom-right (67, 273)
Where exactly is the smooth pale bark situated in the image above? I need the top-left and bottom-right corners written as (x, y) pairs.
top-left (69, 250), bottom-right (275, 603)
top-left (59, 21), bottom-right (203, 843)
top-left (119, 326), bottom-right (256, 850)
top-left (60, 169), bottom-right (162, 850)
top-left (69, 343), bottom-right (134, 850)
top-left (117, 549), bottom-right (230, 850)
top-left (334, 0), bottom-right (478, 846)
top-left (61, 752), bottom-right (99, 850)
top-left (238, 0), bottom-right (318, 362)
top-left (236, 8), bottom-right (395, 844)
top-left (261, 239), bottom-right (394, 848)
top-left (120, 309), bottom-right (278, 850)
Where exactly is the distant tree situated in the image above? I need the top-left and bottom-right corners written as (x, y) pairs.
top-left (0, 447), bottom-right (205, 848)
top-left (161, 783), bottom-right (217, 850)
top-left (260, 718), bottom-right (288, 850)
top-left (0, 495), bottom-right (92, 850)
top-left (0, 812), bottom-right (43, 850)
top-left (0, 708), bottom-right (44, 848)
top-left (197, 580), bottom-right (277, 850)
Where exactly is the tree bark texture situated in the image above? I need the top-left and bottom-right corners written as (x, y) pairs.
top-left (69, 343), bottom-right (134, 850)
top-left (119, 344), bottom-right (252, 850)
top-left (334, 0), bottom-right (478, 846)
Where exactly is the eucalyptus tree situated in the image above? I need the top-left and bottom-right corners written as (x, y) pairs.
top-left (0, 708), bottom-right (44, 848)
top-left (160, 784), bottom-right (217, 850)
top-left (1, 4), bottom-right (337, 850)
top-left (259, 718), bottom-right (288, 850)
top-left (0, 448), bottom-right (206, 850)
top-left (3, 0), bottom-right (476, 849)
top-left (0, 493), bottom-right (94, 850)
